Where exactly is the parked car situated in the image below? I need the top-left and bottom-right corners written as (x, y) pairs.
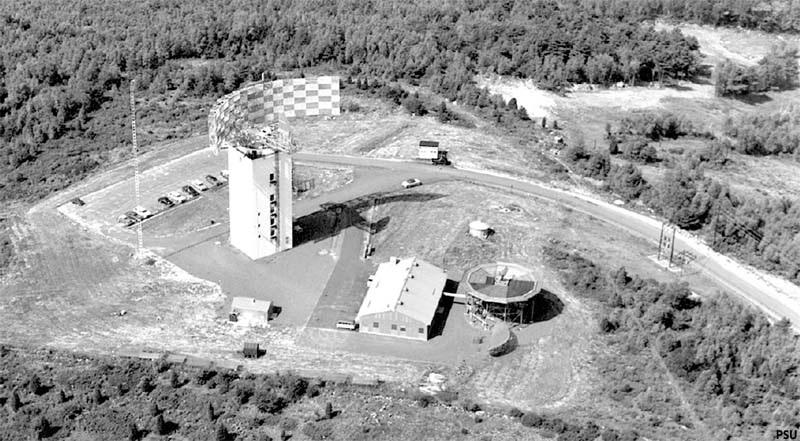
top-left (157, 196), bottom-right (175, 208)
top-left (70, 197), bottom-right (86, 206)
top-left (205, 174), bottom-right (221, 186)
top-left (191, 179), bottom-right (209, 191)
top-left (133, 206), bottom-right (153, 219)
top-left (117, 214), bottom-right (136, 226)
top-left (220, 169), bottom-right (229, 180)
top-left (335, 320), bottom-right (358, 331)
top-left (167, 191), bottom-right (187, 203)
top-left (182, 185), bottom-right (200, 198)
top-left (401, 178), bottom-right (422, 189)
top-left (124, 211), bottom-right (142, 222)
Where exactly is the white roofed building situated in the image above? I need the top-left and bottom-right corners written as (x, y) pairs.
top-left (230, 296), bottom-right (273, 325)
top-left (356, 257), bottom-right (447, 341)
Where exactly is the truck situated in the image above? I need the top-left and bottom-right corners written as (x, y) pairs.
top-left (417, 140), bottom-right (450, 166)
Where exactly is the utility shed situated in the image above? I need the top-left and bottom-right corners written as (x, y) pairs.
top-left (356, 257), bottom-right (447, 341)
top-left (418, 140), bottom-right (440, 159)
top-left (230, 297), bottom-right (273, 325)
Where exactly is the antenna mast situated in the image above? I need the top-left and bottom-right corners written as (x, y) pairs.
top-left (130, 79), bottom-right (143, 255)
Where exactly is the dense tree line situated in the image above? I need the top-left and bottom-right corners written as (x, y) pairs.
top-left (715, 45), bottom-right (799, 97)
top-left (0, 0), bottom-right (702, 201)
top-left (723, 106), bottom-right (800, 157)
top-left (617, 111), bottom-right (699, 141)
top-left (581, 0), bottom-right (800, 34)
top-left (543, 246), bottom-right (800, 440)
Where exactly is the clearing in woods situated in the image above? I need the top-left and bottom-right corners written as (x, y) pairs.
top-left (476, 23), bottom-right (800, 201)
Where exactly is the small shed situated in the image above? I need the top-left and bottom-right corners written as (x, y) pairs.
top-left (418, 140), bottom-right (440, 159)
top-left (243, 342), bottom-right (260, 358)
top-left (230, 297), bottom-right (273, 324)
top-left (469, 220), bottom-right (491, 239)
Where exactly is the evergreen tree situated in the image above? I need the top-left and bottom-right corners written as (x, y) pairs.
top-left (215, 423), bottom-right (229, 441)
top-left (207, 402), bottom-right (216, 422)
top-left (609, 137), bottom-right (619, 155)
top-left (10, 390), bottom-right (21, 411)
top-left (154, 414), bottom-right (167, 436)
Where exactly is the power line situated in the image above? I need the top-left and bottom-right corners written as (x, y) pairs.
top-left (129, 79), bottom-right (143, 255)
top-left (717, 207), bottom-right (764, 242)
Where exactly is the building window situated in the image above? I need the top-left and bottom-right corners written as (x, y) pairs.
top-left (418, 328), bottom-right (424, 334)
top-left (373, 322), bottom-right (379, 328)
top-left (399, 326), bottom-right (406, 332)
top-left (270, 194), bottom-right (275, 201)
top-left (269, 173), bottom-right (275, 182)
top-left (391, 324), bottom-right (397, 331)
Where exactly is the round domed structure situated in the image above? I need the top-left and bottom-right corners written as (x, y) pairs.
top-left (462, 262), bottom-right (541, 326)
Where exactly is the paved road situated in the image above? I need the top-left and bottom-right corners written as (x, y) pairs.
top-left (294, 152), bottom-right (800, 330)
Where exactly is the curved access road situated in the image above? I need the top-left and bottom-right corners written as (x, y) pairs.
top-left (295, 152), bottom-right (800, 330)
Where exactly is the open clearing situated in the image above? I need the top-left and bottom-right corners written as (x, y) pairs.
top-left (477, 23), bottom-right (800, 201)
top-left (291, 96), bottom-right (557, 182)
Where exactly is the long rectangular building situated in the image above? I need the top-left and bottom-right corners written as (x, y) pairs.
top-left (356, 257), bottom-right (447, 341)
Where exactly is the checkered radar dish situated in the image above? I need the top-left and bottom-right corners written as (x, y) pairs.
top-left (208, 76), bottom-right (341, 153)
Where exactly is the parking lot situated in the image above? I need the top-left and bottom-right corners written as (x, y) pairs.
top-left (60, 148), bottom-right (228, 238)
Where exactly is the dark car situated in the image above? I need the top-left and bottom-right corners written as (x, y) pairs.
top-left (182, 185), bottom-right (200, 198)
top-left (158, 196), bottom-right (175, 208)
top-left (124, 211), bottom-right (142, 221)
top-left (205, 174), bottom-right (221, 186)
top-left (117, 214), bottom-right (136, 226)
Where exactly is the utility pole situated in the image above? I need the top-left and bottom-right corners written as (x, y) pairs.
top-left (130, 79), bottom-right (143, 256)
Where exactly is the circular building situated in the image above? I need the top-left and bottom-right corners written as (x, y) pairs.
top-left (462, 262), bottom-right (541, 326)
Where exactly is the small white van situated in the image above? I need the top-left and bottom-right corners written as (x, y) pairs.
top-left (336, 320), bottom-right (357, 331)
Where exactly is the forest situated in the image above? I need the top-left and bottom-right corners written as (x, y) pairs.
top-left (544, 245), bottom-right (800, 440)
top-left (0, 0), bottom-right (703, 201)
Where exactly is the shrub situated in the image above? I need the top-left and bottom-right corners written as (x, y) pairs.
top-left (169, 370), bottom-right (181, 388)
top-left (415, 393), bottom-right (435, 408)
top-left (599, 317), bottom-right (618, 333)
top-left (507, 407), bottom-right (524, 418)
top-left (521, 412), bottom-right (544, 427)
top-left (461, 399), bottom-right (481, 412)
top-left (254, 389), bottom-right (286, 414)
top-left (601, 429), bottom-right (620, 441)
top-left (234, 382), bottom-right (255, 405)
top-left (28, 374), bottom-right (43, 395)
top-left (138, 376), bottom-right (154, 394)
top-left (401, 94), bottom-right (427, 116)
top-left (302, 421), bottom-right (333, 441)
top-left (195, 369), bottom-right (217, 386)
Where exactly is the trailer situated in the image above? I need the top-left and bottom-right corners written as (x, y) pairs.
top-left (417, 140), bottom-right (450, 165)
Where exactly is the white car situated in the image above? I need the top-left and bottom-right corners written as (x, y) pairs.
top-left (401, 178), bottom-right (422, 189)
top-left (167, 191), bottom-right (187, 204)
top-left (191, 179), bottom-right (208, 191)
top-left (133, 206), bottom-right (153, 219)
